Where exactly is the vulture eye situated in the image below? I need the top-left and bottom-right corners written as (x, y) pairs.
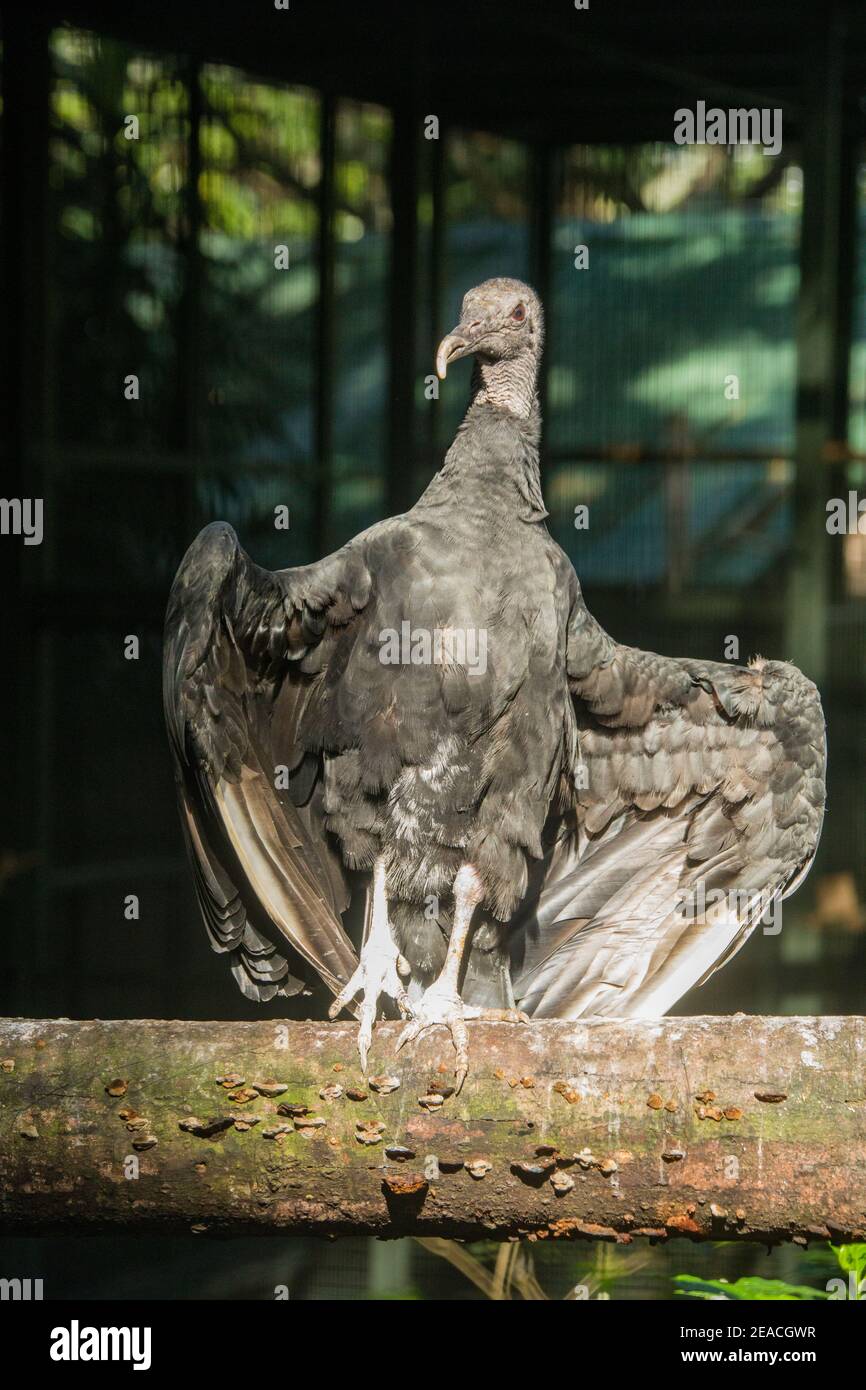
top-left (511, 304), bottom-right (526, 322)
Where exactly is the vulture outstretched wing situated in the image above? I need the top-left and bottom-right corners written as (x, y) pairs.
top-left (512, 593), bottom-right (826, 1019)
top-left (163, 521), bottom-right (372, 1002)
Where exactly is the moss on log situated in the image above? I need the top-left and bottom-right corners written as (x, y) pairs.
top-left (1, 1015), bottom-right (864, 1243)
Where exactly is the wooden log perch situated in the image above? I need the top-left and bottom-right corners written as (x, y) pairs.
top-left (1, 1015), bottom-right (864, 1244)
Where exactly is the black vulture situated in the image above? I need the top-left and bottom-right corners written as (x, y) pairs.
top-left (164, 277), bottom-right (826, 1087)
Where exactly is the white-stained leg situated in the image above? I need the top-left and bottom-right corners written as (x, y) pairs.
top-left (329, 856), bottom-right (412, 1069)
top-left (395, 863), bottom-right (528, 1091)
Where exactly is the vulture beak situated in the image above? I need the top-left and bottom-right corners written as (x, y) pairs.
top-left (436, 323), bottom-right (480, 380)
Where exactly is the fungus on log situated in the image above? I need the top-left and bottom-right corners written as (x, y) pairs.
top-left (0, 1015), bottom-right (863, 1244)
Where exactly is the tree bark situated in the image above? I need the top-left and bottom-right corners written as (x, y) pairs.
top-left (1, 1015), bottom-right (864, 1243)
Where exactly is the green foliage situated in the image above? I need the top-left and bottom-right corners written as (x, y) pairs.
top-left (830, 1243), bottom-right (866, 1291)
top-left (675, 1274), bottom-right (828, 1301)
top-left (675, 1243), bottom-right (866, 1302)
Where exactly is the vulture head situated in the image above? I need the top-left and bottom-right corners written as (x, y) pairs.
top-left (436, 276), bottom-right (544, 382)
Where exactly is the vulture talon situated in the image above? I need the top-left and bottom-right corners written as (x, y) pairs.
top-left (328, 857), bottom-right (413, 1071)
top-left (392, 865), bottom-right (530, 1086)
top-left (329, 970), bottom-right (410, 1069)
top-left (394, 982), bottom-right (530, 1090)
top-left (330, 950), bottom-right (414, 1071)
top-left (395, 983), bottom-right (471, 1089)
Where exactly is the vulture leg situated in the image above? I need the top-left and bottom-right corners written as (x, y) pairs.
top-left (328, 857), bottom-right (412, 1070)
top-left (396, 865), bottom-right (529, 1091)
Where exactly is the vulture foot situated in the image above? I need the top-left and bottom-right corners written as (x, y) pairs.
top-left (328, 939), bottom-right (412, 1071)
top-left (328, 858), bottom-right (412, 1071)
top-left (395, 982), bottom-right (529, 1092)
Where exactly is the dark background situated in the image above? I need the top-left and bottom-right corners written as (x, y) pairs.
top-left (0, 0), bottom-right (864, 1299)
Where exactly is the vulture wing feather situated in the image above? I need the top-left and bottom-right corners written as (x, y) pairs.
top-left (164, 522), bottom-right (371, 1002)
top-left (512, 590), bottom-right (826, 1019)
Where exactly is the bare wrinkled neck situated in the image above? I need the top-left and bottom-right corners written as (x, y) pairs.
top-left (471, 353), bottom-right (538, 419)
